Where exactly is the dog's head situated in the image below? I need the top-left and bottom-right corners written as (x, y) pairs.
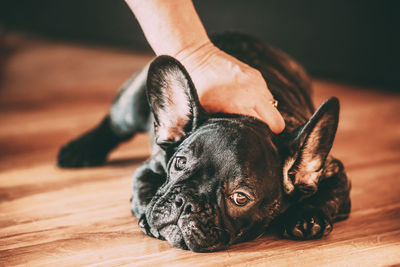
top-left (144, 56), bottom-right (339, 252)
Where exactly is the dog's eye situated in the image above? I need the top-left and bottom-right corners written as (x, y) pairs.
top-left (230, 192), bottom-right (250, 206)
top-left (174, 156), bottom-right (187, 170)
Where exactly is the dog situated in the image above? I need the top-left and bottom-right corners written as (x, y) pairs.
top-left (58, 33), bottom-right (351, 252)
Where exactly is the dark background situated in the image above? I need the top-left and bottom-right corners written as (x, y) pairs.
top-left (1, 0), bottom-right (399, 90)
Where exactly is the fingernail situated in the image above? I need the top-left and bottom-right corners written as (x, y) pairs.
top-left (271, 110), bottom-right (285, 134)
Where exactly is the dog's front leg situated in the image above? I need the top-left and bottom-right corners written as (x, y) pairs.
top-left (58, 65), bottom-right (150, 168)
top-left (130, 149), bottom-right (166, 237)
top-left (280, 157), bottom-right (351, 240)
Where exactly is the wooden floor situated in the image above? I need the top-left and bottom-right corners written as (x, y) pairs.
top-left (1, 34), bottom-right (399, 267)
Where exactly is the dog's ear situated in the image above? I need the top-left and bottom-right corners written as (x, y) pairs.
top-left (146, 55), bottom-right (208, 148)
top-left (282, 97), bottom-right (339, 198)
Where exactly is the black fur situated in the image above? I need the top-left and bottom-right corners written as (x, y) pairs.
top-left (58, 33), bottom-right (351, 252)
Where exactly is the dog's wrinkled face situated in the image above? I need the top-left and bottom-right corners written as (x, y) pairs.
top-left (146, 118), bottom-right (282, 251)
top-left (144, 56), bottom-right (339, 251)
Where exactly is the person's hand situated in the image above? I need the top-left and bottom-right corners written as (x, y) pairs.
top-left (176, 42), bottom-right (285, 134)
top-left (127, 0), bottom-right (283, 132)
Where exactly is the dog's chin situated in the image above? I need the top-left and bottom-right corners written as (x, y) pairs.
top-left (159, 225), bottom-right (188, 250)
top-left (158, 220), bottom-right (230, 252)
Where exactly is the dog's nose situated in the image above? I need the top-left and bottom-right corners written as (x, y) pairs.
top-left (175, 195), bottom-right (198, 215)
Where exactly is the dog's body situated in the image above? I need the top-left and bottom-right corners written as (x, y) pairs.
top-left (58, 33), bottom-right (351, 252)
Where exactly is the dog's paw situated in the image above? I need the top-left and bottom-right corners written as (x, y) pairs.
top-left (57, 134), bottom-right (108, 168)
top-left (130, 195), bottom-right (145, 219)
top-left (138, 214), bottom-right (166, 240)
top-left (280, 207), bottom-right (332, 240)
top-left (138, 214), bottom-right (154, 237)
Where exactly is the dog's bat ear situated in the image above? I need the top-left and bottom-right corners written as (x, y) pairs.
top-left (282, 97), bottom-right (339, 198)
top-left (146, 55), bottom-right (208, 148)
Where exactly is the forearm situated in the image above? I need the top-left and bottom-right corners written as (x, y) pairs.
top-left (125, 0), bottom-right (211, 57)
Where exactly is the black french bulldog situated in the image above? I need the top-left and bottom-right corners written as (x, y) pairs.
top-left (58, 33), bottom-right (351, 252)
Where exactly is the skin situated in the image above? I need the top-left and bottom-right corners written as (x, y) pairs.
top-left (125, 0), bottom-right (285, 133)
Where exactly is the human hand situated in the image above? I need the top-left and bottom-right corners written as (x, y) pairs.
top-left (175, 42), bottom-right (285, 134)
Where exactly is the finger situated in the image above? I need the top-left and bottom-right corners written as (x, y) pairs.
top-left (246, 109), bottom-right (263, 121)
top-left (252, 79), bottom-right (285, 133)
top-left (254, 104), bottom-right (285, 134)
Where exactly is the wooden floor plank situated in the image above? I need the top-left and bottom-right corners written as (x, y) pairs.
top-left (0, 34), bottom-right (399, 266)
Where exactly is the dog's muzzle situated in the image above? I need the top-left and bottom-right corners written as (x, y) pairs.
top-left (146, 192), bottom-right (231, 252)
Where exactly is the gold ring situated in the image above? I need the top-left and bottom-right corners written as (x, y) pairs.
top-left (270, 99), bottom-right (278, 108)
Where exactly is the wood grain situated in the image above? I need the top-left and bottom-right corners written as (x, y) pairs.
top-left (1, 34), bottom-right (399, 267)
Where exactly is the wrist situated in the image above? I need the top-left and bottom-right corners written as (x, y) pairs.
top-left (174, 42), bottom-right (221, 96)
top-left (150, 26), bottom-right (211, 57)
top-left (176, 43), bottom-right (258, 96)
top-left (174, 40), bottom-right (216, 68)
